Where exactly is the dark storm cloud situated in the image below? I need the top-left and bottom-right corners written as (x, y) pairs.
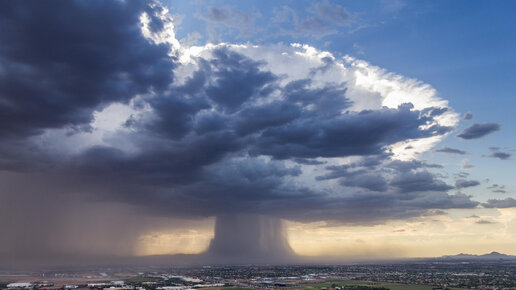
top-left (463, 112), bottom-right (473, 120)
top-left (234, 102), bottom-right (301, 136)
top-left (0, 0), bottom-right (482, 259)
top-left (145, 95), bottom-right (209, 139)
top-left (315, 165), bottom-right (364, 181)
top-left (339, 174), bottom-right (388, 192)
top-left (0, 34), bottom-right (472, 223)
top-left (457, 123), bottom-right (501, 139)
top-left (205, 49), bottom-right (277, 112)
top-left (390, 171), bottom-right (453, 193)
top-left (73, 130), bottom-right (244, 187)
top-left (23, 65), bottom-right (466, 220)
top-left (275, 192), bottom-right (478, 225)
top-left (0, 0), bottom-right (175, 140)
top-left (316, 158), bottom-right (453, 195)
top-left (482, 198), bottom-right (516, 208)
top-left (252, 104), bottom-right (451, 159)
top-left (435, 147), bottom-right (467, 155)
top-left (292, 158), bottom-right (327, 165)
top-left (455, 179), bottom-right (480, 189)
top-left (164, 173), bottom-right (474, 226)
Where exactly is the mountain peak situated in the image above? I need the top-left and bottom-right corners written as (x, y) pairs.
top-left (441, 252), bottom-right (514, 260)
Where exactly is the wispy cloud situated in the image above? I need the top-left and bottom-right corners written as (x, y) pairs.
top-left (476, 219), bottom-right (496, 225)
top-left (272, 0), bottom-right (351, 38)
top-left (457, 123), bottom-right (500, 140)
top-left (455, 179), bottom-right (480, 189)
top-left (435, 147), bottom-right (467, 155)
top-left (197, 6), bottom-right (260, 41)
top-left (461, 159), bottom-right (475, 170)
top-left (483, 147), bottom-right (512, 160)
top-left (482, 198), bottom-right (516, 208)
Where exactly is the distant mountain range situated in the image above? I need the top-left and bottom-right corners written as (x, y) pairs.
top-left (3, 251), bottom-right (516, 268)
top-left (437, 252), bottom-right (516, 261)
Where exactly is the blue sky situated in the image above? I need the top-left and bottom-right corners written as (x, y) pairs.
top-left (165, 0), bottom-right (516, 201)
top-left (167, 0), bottom-right (516, 119)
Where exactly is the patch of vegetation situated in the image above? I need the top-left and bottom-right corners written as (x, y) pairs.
top-left (302, 280), bottom-right (445, 290)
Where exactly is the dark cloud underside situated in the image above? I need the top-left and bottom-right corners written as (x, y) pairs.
top-left (0, 0), bottom-right (175, 140)
top-left (482, 198), bottom-right (516, 208)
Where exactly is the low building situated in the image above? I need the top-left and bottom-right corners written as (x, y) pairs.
top-left (7, 282), bottom-right (33, 288)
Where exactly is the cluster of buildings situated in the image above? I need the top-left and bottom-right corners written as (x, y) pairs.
top-left (2, 262), bottom-right (516, 289)
top-left (5, 281), bottom-right (129, 289)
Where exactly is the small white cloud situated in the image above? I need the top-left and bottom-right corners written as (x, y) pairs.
top-left (461, 159), bottom-right (475, 170)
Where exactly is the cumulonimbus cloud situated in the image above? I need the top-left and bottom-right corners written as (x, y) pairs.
top-left (0, 0), bottom-right (481, 258)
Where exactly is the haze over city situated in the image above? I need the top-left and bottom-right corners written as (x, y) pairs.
top-left (0, 0), bottom-right (515, 268)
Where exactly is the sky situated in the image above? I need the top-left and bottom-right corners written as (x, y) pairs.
top-left (0, 0), bottom-right (515, 263)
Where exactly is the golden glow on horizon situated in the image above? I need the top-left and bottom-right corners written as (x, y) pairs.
top-left (133, 208), bottom-right (516, 257)
top-left (287, 208), bottom-right (516, 258)
top-left (136, 229), bottom-right (213, 256)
